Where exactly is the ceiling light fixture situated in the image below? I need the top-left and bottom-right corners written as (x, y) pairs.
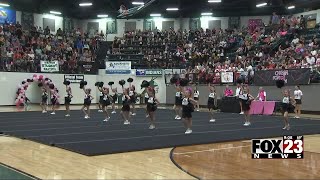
top-left (201, 12), bottom-right (213, 16)
top-left (0, 3), bottom-right (10, 7)
top-left (79, 2), bottom-right (93, 7)
top-left (256, 2), bottom-right (267, 7)
top-left (150, 13), bottom-right (161, 17)
top-left (287, 5), bottom-right (295, 9)
top-left (132, 2), bottom-right (145, 5)
top-left (166, 8), bottom-right (178, 11)
top-left (208, 0), bottom-right (221, 3)
top-left (50, 11), bottom-right (62, 15)
top-left (97, 14), bottom-right (108, 18)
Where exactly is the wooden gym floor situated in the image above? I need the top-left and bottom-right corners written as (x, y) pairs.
top-left (0, 105), bottom-right (319, 179)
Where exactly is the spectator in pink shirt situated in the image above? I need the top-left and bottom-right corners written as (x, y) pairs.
top-left (224, 85), bottom-right (233, 97)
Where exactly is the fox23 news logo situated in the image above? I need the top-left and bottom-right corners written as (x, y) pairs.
top-left (252, 136), bottom-right (303, 159)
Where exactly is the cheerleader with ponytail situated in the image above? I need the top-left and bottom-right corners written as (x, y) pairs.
top-left (239, 86), bottom-right (254, 126)
top-left (64, 81), bottom-right (73, 117)
top-left (95, 82), bottom-right (104, 113)
top-left (80, 81), bottom-right (94, 119)
top-left (281, 89), bottom-right (296, 130)
top-left (146, 87), bottom-right (160, 129)
top-left (40, 87), bottom-right (48, 113)
top-left (102, 87), bottom-right (112, 122)
top-left (208, 83), bottom-right (217, 123)
top-left (141, 80), bottom-right (151, 118)
top-left (119, 80), bottom-right (131, 125)
top-left (181, 87), bottom-right (197, 134)
top-left (50, 85), bottom-right (58, 115)
top-left (127, 78), bottom-right (136, 116)
top-left (108, 82), bottom-right (117, 114)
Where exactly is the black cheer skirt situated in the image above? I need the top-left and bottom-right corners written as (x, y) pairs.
top-left (147, 104), bottom-right (157, 112)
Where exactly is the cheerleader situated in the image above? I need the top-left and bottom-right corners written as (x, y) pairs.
top-left (239, 87), bottom-right (254, 126)
top-left (40, 88), bottom-right (48, 113)
top-left (282, 89), bottom-right (296, 130)
top-left (128, 85), bottom-right (136, 116)
top-left (193, 86), bottom-right (200, 111)
top-left (65, 85), bottom-right (73, 117)
top-left (97, 86), bottom-right (104, 112)
top-left (102, 87), bottom-right (112, 122)
top-left (81, 88), bottom-right (94, 119)
top-left (294, 86), bottom-right (303, 119)
top-left (111, 87), bottom-right (118, 114)
top-left (50, 91), bottom-right (58, 115)
top-left (144, 87), bottom-right (150, 118)
top-left (146, 87), bottom-right (160, 129)
top-left (121, 88), bottom-right (131, 125)
top-left (235, 83), bottom-right (244, 114)
top-left (24, 96), bottom-right (31, 111)
top-left (174, 85), bottom-right (183, 120)
top-left (208, 84), bottom-right (216, 123)
top-left (181, 88), bottom-right (197, 134)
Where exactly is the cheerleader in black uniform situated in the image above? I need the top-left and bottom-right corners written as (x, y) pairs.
top-left (193, 86), bottom-right (200, 111)
top-left (282, 89), bottom-right (296, 130)
top-left (144, 87), bottom-right (150, 118)
top-left (40, 88), bottom-right (48, 113)
top-left (121, 88), bottom-right (131, 125)
top-left (239, 87), bottom-right (254, 126)
top-left (146, 87), bottom-right (160, 129)
top-left (174, 85), bottom-right (183, 120)
top-left (111, 87), bottom-right (118, 114)
top-left (64, 85), bottom-right (73, 117)
top-left (129, 85), bottom-right (136, 116)
top-left (207, 84), bottom-right (216, 123)
top-left (181, 88), bottom-right (197, 134)
top-left (81, 88), bottom-right (94, 119)
top-left (50, 91), bottom-right (58, 115)
top-left (97, 87), bottom-right (104, 113)
top-left (102, 87), bottom-right (112, 122)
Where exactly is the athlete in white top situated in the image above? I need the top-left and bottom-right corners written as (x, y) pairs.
top-left (236, 84), bottom-right (244, 114)
top-left (193, 87), bottom-right (200, 111)
top-left (293, 86), bottom-right (303, 119)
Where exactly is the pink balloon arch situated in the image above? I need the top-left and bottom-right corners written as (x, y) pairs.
top-left (15, 74), bottom-right (60, 106)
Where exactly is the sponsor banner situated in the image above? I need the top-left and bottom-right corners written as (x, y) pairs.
top-left (41, 61), bottom-right (59, 72)
top-left (136, 69), bottom-right (163, 76)
top-left (106, 61), bottom-right (131, 74)
top-left (64, 75), bottom-right (84, 83)
top-left (221, 72), bottom-right (234, 83)
top-left (254, 69), bottom-right (310, 86)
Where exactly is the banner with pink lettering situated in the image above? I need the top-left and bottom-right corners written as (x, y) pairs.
top-left (254, 69), bottom-right (311, 86)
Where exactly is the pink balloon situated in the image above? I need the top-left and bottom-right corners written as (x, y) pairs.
top-left (39, 75), bottom-right (44, 80)
top-left (33, 74), bottom-right (37, 78)
top-left (33, 77), bottom-right (38, 81)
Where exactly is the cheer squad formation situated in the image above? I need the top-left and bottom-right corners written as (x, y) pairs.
top-left (29, 77), bottom-right (303, 135)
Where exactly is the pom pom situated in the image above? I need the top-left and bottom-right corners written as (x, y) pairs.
top-left (38, 83), bottom-right (43, 87)
top-left (63, 81), bottom-right (70, 85)
top-left (49, 84), bottom-right (55, 89)
top-left (127, 78), bottom-right (134, 83)
top-left (84, 81), bottom-right (88, 85)
top-left (95, 82), bottom-right (99, 87)
top-left (119, 80), bottom-right (126, 86)
top-left (108, 82), bottom-right (114, 86)
top-left (276, 80), bottom-right (285, 89)
top-left (141, 80), bottom-right (150, 88)
top-left (98, 82), bottom-right (104, 88)
top-left (180, 78), bottom-right (189, 87)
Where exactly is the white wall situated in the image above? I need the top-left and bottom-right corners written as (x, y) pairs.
top-left (240, 15), bottom-right (271, 28)
top-left (34, 13), bottom-right (63, 33)
top-left (0, 70), bottom-right (167, 106)
top-left (200, 16), bottom-right (229, 30)
top-left (295, 9), bottom-right (320, 23)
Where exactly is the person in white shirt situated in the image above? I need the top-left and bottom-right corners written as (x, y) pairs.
top-left (294, 86), bottom-right (303, 119)
top-left (193, 86), bottom-right (200, 111)
top-left (235, 83), bottom-right (244, 114)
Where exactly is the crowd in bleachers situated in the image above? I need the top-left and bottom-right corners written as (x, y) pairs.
top-left (0, 22), bottom-right (102, 73)
top-left (111, 13), bottom-right (320, 83)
